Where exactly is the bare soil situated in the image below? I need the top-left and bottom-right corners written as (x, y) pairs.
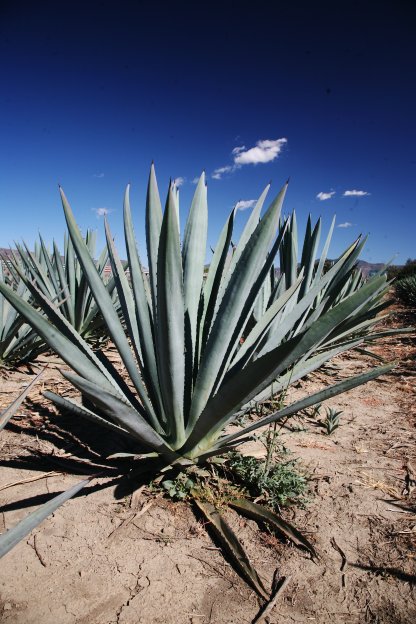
top-left (0, 308), bottom-right (415, 623)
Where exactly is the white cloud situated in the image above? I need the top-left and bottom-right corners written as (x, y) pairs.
top-left (192, 177), bottom-right (200, 184)
top-left (235, 199), bottom-right (257, 211)
top-left (93, 173), bottom-right (104, 178)
top-left (343, 189), bottom-right (370, 197)
top-left (233, 138), bottom-right (287, 165)
top-left (212, 165), bottom-right (234, 180)
top-left (337, 222), bottom-right (353, 228)
top-left (212, 137), bottom-right (287, 181)
top-left (316, 191), bottom-right (336, 201)
top-left (93, 207), bottom-right (112, 217)
top-left (174, 177), bottom-right (185, 187)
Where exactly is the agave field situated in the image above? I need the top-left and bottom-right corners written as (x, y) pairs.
top-left (0, 167), bottom-right (414, 623)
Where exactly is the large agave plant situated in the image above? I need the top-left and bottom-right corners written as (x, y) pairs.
top-left (0, 167), bottom-right (397, 459)
top-left (0, 167), bottom-right (402, 585)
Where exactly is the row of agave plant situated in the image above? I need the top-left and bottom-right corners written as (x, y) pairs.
top-left (0, 229), bottom-right (121, 366)
top-left (0, 166), bottom-right (407, 599)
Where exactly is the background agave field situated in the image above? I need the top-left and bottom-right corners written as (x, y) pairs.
top-left (0, 168), bottom-right (414, 621)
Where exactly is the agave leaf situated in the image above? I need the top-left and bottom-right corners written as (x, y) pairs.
top-left (59, 187), bottom-right (157, 422)
top-left (65, 232), bottom-right (76, 310)
top-left (39, 235), bottom-right (61, 296)
top-left (211, 217), bottom-right (289, 396)
top-left (156, 185), bottom-right (186, 447)
top-left (354, 347), bottom-right (386, 362)
top-left (361, 328), bottom-right (414, 342)
top-left (232, 272), bottom-right (304, 368)
top-left (229, 498), bottom-right (317, 559)
top-left (220, 363), bottom-right (394, 447)
top-left (219, 183), bottom-right (271, 302)
top-left (182, 172), bottom-right (208, 361)
top-left (280, 211), bottom-right (298, 289)
top-left (198, 206), bottom-right (236, 361)
top-left (104, 218), bottom-right (142, 361)
top-left (0, 476), bottom-right (93, 559)
top-left (324, 236), bottom-right (367, 302)
top-left (123, 185), bottom-right (165, 420)
top-left (194, 499), bottom-right (269, 599)
top-left (312, 216), bottom-right (335, 284)
top-left (0, 368), bottom-right (45, 431)
top-left (52, 241), bottom-right (74, 324)
top-left (43, 391), bottom-right (133, 439)
top-left (61, 371), bottom-right (177, 460)
top-left (249, 337), bottom-right (364, 407)
top-left (299, 217), bottom-right (321, 298)
top-left (146, 163), bottom-right (163, 314)
top-left (189, 182), bottom-right (288, 431)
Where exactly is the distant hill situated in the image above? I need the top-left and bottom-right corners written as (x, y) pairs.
top-left (356, 260), bottom-right (385, 277)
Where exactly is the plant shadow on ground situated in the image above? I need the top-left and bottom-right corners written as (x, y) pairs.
top-left (0, 398), bottom-right (160, 512)
top-left (352, 563), bottom-right (416, 584)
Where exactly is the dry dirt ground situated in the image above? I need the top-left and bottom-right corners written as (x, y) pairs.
top-left (0, 309), bottom-right (415, 623)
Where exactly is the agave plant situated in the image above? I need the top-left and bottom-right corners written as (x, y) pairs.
top-left (0, 256), bottom-right (44, 367)
top-left (0, 167), bottom-right (401, 596)
top-left (252, 211), bottom-right (379, 348)
top-left (395, 274), bottom-right (416, 309)
top-left (8, 229), bottom-right (121, 344)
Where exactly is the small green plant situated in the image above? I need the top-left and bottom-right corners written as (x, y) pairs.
top-left (161, 471), bottom-right (196, 500)
top-left (227, 452), bottom-right (307, 509)
top-left (322, 407), bottom-right (343, 434)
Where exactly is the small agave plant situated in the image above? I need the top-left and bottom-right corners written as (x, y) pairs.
top-left (8, 229), bottom-right (121, 344)
top-left (0, 256), bottom-right (44, 367)
top-left (0, 166), bottom-right (402, 598)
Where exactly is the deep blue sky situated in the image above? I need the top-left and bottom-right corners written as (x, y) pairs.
top-left (1, 0), bottom-right (415, 264)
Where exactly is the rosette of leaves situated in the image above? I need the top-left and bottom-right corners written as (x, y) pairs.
top-left (395, 275), bottom-right (416, 309)
top-left (0, 255), bottom-right (44, 367)
top-left (0, 166), bottom-right (404, 597)
top-left (8, 230), bottom-right (121, 344)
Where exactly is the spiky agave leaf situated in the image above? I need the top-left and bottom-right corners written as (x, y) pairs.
top-left (0, 367), bottom-right (46, 431)
top-left (195, 499), bottom-right (269, 599)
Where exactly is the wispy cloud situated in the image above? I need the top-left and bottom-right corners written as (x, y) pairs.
top-left (93, 173), bottom-right (104, 178)
top-left (174, 176), bottom-right (185, 187)
top-left (316, 191), bottom-right (335, 201)
top-left (235, 199), bottom-right (257, 211)
top-left (343, 189), bottom-right (370, 197)
top-left (212, 137), bottom-right (287, 180)
top-left (93, 207), bottom-right (112, 218)
top-left (212, 165), bottom-right (234, 180)
top-left (233, 138), bottom-right (287, 165)
top-left (337, 222), bottom-right (353, 228)
top-left (192, 177), bottom-right (200, 184)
